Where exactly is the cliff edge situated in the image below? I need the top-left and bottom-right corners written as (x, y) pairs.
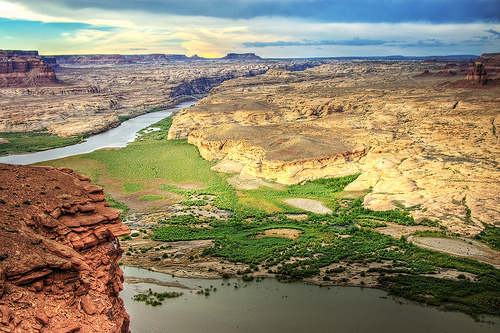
top-left (0, 163), bottom-right (130, 332)
top-left (0, 50), bottom-right (59, 87)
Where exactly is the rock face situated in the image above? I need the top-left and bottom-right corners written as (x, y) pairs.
top-left (465, 62), bottom-right (488, 84)
top-left (476, 52), bottom-right (500, 76)
top-left (55, 55), bottom-right (132, 66)
top-left (0, 164), bottom-right (130, 332)
top-left (168, 60), bottom-right (500, 236)
top-left (0, 50), bottom-right (58, 87)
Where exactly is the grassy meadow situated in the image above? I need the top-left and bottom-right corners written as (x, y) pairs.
top-left (0, 130), bottom-right (86, 156)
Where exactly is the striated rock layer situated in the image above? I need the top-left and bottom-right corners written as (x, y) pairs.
top-left (0, 50), bottom-right (58, 87)
top-left (0, 163), bottom-right (130, 333)
top-left (168, 59), bottom-right (500, 236)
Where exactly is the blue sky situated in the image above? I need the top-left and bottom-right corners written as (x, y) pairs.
top-left (0, 0), bottom-right (499, 58)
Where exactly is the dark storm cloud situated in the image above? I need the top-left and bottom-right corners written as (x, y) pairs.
top-left (11, 0), bottom-right (500, 23)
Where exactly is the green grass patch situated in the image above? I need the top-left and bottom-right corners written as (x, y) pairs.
top-left (0, 130), bottom-right (86, 156)
top-left (237, 174), bottom-right (360, 214)
top-left (138, 195), bottom-right (168, 201)
top-left (105, 194), bottom-right (129, 220)
top-left (475, 223), bottom-right (500, 251)
top-left (121, 182), bottom-right (146, 194)
top-left (160, 184), bottom-right (187, 195)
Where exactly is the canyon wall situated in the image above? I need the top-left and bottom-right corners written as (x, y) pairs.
top-left (0, 50), bottom-right (58, 87)
top-left (0, 163), bottom-right (130, 332)
top-left (168, 59), bottom-right (500, 236)
top-left (0, 56), bottom-right (327, 137)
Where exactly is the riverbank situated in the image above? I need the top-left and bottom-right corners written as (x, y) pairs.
top-left (0, 101), bottom-right (194, 164)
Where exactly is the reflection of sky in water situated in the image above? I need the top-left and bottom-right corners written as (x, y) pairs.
top-left (121, 266), bottom-right (500, 333)
top-left (0, 102), bottom-right (192, 165)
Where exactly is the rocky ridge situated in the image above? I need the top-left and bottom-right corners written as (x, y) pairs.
top-left (0, 57), bottom-right (328, 137)
top-left (0, 50), bottom-right (58, 87)
top-left (0, 163), bottom-right (130, 332)
top-left (168, 58), bottom-right (500, 235)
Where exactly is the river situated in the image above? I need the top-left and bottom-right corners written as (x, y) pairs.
top-left (0, 101), bottom-right (194, 165)
top-left (121, 267), bottom-right (499, 333)
top-left (2, 102), bottom-right (499, 332)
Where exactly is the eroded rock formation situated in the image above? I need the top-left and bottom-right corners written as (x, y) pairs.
top-left (0, 57), bottom-right (326, 137)
top-left (0, 50), bottom-right (58, 87)
top-left (0, 164), bottom-right (130, 332)
top-left (168, 60), bottom-right (500, 236)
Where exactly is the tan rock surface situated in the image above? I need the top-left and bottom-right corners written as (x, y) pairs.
top-left (168, 59), bottom-right (500, 235)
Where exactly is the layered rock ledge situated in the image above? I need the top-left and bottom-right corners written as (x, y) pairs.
top-left (0, 163), bottom-right (130, 332)
top-left (0, 50), bottom-right (58, 88)
top-left (168, 59), bottom-right (500, 235)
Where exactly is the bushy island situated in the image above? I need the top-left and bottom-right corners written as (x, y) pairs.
top-left (38, 112), bottom-right (500, 320)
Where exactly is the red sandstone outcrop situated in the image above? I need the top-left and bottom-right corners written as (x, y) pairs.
top-left (0, 50), bottom-right (59, 87)
top-left (440, 62), bottom-right (489, 88)
top-left (0, 164), bottom-right (130, 332)
top-left (476, 52), bottom-right (500, 76)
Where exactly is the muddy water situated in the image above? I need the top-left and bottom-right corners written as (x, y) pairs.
top-left (0, 101), bottom-right (194, 165)
top-left (121, 266), bottom-right (500, 333)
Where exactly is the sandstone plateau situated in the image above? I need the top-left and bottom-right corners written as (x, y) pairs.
top-left (168, 54), bottom-right (500, 236)
top-left (0, 163), bottom-right (130, 332)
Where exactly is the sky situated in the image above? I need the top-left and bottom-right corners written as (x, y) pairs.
top-left (0, 0), bottom-right (499, 58)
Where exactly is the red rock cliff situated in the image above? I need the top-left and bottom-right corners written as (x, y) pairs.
top-left (0, 50), bottom-right (58, 87)
top-left (0, 164), bottom-right (130, 333)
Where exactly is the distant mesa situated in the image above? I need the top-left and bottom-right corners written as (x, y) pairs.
top-left (222, 53), bottom-right (262, 60)
top-left (144, 54), bottom-right (189, 61)
top-left (55, 54), bottom-right (132, 66)
top-left (0, 50), bottom-right (59, 87)
top-left (475, 52), bottom-right (500, 76)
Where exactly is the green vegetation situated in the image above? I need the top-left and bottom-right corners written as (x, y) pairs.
top-left (138, 195), bottom-right (168, 201)
top-left (152, 208), bottom-right (500, 317)
top-left (31, 112), bottom-right (500, 318)
top-left (133, 288), bottom-right (183, 306)
top-left (0, 130), bottom-right (86, 156)
top-left (475, 223), bottom-right (500, 251)
top-left (105, 194), bottom-right (129, 220)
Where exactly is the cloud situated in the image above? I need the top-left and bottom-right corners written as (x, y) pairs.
top-left (394, 39), bottom-right (457, 48)
top-left (243, 37), bottom-right (386, 48)
top-left (1, 0), bottom-right (499, 57)
top-left (2, 0), bottom-right (500, 23)
top-left (485, 29), bottom-right (500, 38)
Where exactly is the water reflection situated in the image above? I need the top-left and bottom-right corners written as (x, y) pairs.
top-left (0, 101), bottom-right (193, 165)
top-left (121, 266), bottom-right (500, 333)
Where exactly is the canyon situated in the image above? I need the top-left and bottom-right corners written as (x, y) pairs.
top-left (0, 52), bottom-right (324, 138)
top-left (1, 51), bottom-right (500, 329)
top-left (168, 54), bottom-right (500, 236)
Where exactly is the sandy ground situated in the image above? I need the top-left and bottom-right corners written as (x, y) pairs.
top-left (283, 198), bottom-right (332, 214)
top-left (409, 236), bottom-right (500, 268)
top-left (253, 228), bottom-right (302, 240)
top-left (377, 222), bottom-right (441, 238)
top-left (227, 173), bottom-right (285, 190)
